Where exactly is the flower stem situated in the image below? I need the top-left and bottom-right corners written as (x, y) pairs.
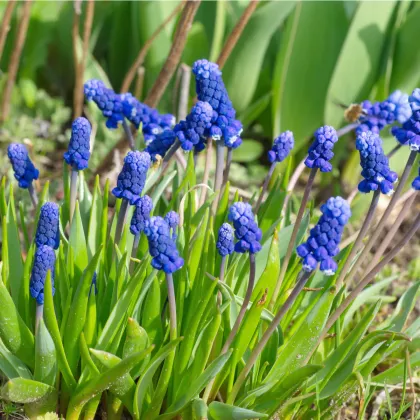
top-left (343, 150), bottom-right (417, 286)
top-left (28, 183), bottom-right (38, 209)
top-left (307, 213), bottom-right (420, 364)
top-left (364, 192), bottom-right (416, 275)
top-left (69, 169), bottom-right (78, 225)
top-left (255, 161), bottom-right (276, 213)
top-left (387, 143), bottom-right (401, 159)
top-left (114, 199), bottom-right (129, 246)
top-left (203, 253), bottom-right (256, 403)
top-left (212, 142), bottom-right (225, 214)
top-left (336, 122), bottom-right (358, 137)
top-left (228, 269), bottom-right (311, 404)
top-left (130, 233), bottom-right (140, 274)
top-left (336, 190), bottom-right (380, 290)
top-left (222, 147), bottom-right (233, 189)
top-left (166, 273), bottom-right (177, 340)
top-left (200, 137), bottom-right (213, 206)
top-left (122, 119), bottom-right (135, 150)
top-left (269, 167), bottom-right (317, 310)
top-left (219, 255), bottom-right (227, 284)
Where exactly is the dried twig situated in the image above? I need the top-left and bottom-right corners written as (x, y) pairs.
top-left (134, 66), bottom-right (145, 99)
top-left (0, 0), bottom-right (32, 122)
top-left (0, 0), bottom-right (16, 63)
top-left (120, 0), bottom-right (186, 93)
top-left (73, 0), bottom-right (95, 118)
top-left (216, 0), bottom-right (259, 69)
top-left (144, 0), bottom-right (201, 108)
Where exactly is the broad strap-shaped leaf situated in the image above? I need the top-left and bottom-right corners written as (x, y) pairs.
top-left (0, 339), bottom-right (32, 380)
top-left (208, 401), bottom-right (268, 420)
top-left (34, 319), bottom-right (57, 387)
top-left (1, 378), bottom-right (56, 404)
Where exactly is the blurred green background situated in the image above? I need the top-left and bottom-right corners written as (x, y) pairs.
top-left (0, 0), bottom-right (419, 194)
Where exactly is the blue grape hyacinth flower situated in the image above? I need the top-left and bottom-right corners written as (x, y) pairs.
top-left (297, 196), bottom-right (351, 275)
top-left (145, 130), bottom-right (177, 162)
top-left (164, 211), bottom-right (179, 240)
top-left (112, 151), bottom-right (151, 205)
top-left (30, 245), bottom-right (56, 305)
top-left (130, 195), bottom-right (153, 235)
top-left (121, 93), bottom-right (175, 144)
top-left (35, 202), bottom-right (60, 250)
top-left (268, 131), bottom-right (294, 163)
top-left (144, 216), bottom-right (184, 273)
top-left (356, 131), bottom-right (398, 195)
top-left (228, 202), bottom-right (262, 254)
top-left (64, 117), bottom-right (92, 171)
top-left (84, 79), bottom-right (124, 129)
top-left (192, 59), bottom-right (243, 148)
top-left (216, 223), bottom-right (235, 257)
top-left (174, 101), bottom-right (213, 151)
top-left (305, 126), bottom-right (338, 172)
top-left (387, 90), bottom-right (412, 124)
top-left (7, 143), bottom-right (39, 189)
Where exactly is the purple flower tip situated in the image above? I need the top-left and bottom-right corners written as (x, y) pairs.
top-left (30, 245), bottom-right (56, 305)
top-left (305, 125), bottom-right (338, 172)
top-left (268, 131), bottom-right (294, 163)
top-left (216, 223), bottom-right (234, 257)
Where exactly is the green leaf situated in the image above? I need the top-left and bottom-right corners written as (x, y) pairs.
top-left (151, 170), bottom-right (177, 207)
top-left (208, 402), bottom-right (268, 420)
top-left (272, 2), bottom-right (348, 146)
top-left (0, 339), bottom-right (32, 380)
top-left (373, 352), bottom-right (420, 385)
top-left (325, 1), bottom-right (397, 127)
top-left (63, 246), bottom-right (103, 376)
top-left (67, 346), bottom-right (154, 420)
top-left (224, 1), bottom-right (295, 112)
top-left (1, 378), bottom-right (56, 404)
top-left (232, 140), bottom-right (264, 163)
top-left (19, 244), bottom-right (36, 328)
top-left (87, 176), bottom-right (104, 258)
top-left (134, 338), bottom-right (183, 419)
top-left (390, 6), bottom-right (420, 92)
top-left (264, 286), bottom-right (335, 383)
top-left (0, 281), bottom-right (34, 369)
top-left (158, 351), bottom-right (232, 420)
top-left (141, 277), bottom-right (163, 350)
top-left (238, 93), bottom-right (271, 127)
top-left (43, 271), bottom-right (77, 391)
top-left (34, 319), bottom-right (57, 387)
top-left (68, 201), bottom-right (89, 281)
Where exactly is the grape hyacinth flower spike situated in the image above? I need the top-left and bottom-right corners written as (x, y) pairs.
top-left (64, 117), bottom-right (92, 223)
top-left (130, 195), bottom-right (153, 268)
top-left (145, 130), bottom-right (177, 162)
top-left (112, 151), bottom-right (151, 245)
top-left (192, 59), bottom-right (243, 210)
top-left (35, 202), bottom-right (60, 250)
top-left (255, 130), bottom-right (294, 212)
top-left (7, 143), bottom-right (39, 207)
top-left (31, 245), bottom-right (56, 331)
top-left (356, 131), bottom-right (398, 196)
top-left (297, 196), bottom-right (351, 275)
top-left (216, 222), bottom-right (234, 282)
top-left (144, 216), bottom-right (184, 342)
top-left (164, 211), bottom-right (179, 240)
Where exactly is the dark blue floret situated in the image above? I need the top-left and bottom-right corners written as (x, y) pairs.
top-left (145, 130), bottom-right (177, 161)
top-left (121, 93), bottom-right (175, 144)
top-left (192, 59), bottom-right (243, 148)
top-left (268, 131), bottom-right (294, 163)
top-left (296, 196), bottom-right (351, 275)
top-left (216, 223), bottom-right (234, 257)
top-left (305, 126), bottom-right (338, 172)
top-left (387, 90), bottom-right (412, 124)
top-left (64, 117), bottom-right (92, 170)
top-left (130, 195), bottom-right (153, 235)
top-left (112, 151), bottom-right (151, 205)
top-left (228, 202), bottom-right (262, 254)
top-left (356, 131), bottom-right (398, 196)
top-left (164, 211), bottom-right (179, 240)
top-left (144, 216), bottom-right (184, 273)
top-left (84, 79), bottom-right (124, 129)
top-left (7, 143), bottom-right (39, 189)
top-left (174, 101), bottom-right (213, 151)
top-left (30, 245), bottom-right (56, 305)
top-left (35, 202), bottom-right (60, 250)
